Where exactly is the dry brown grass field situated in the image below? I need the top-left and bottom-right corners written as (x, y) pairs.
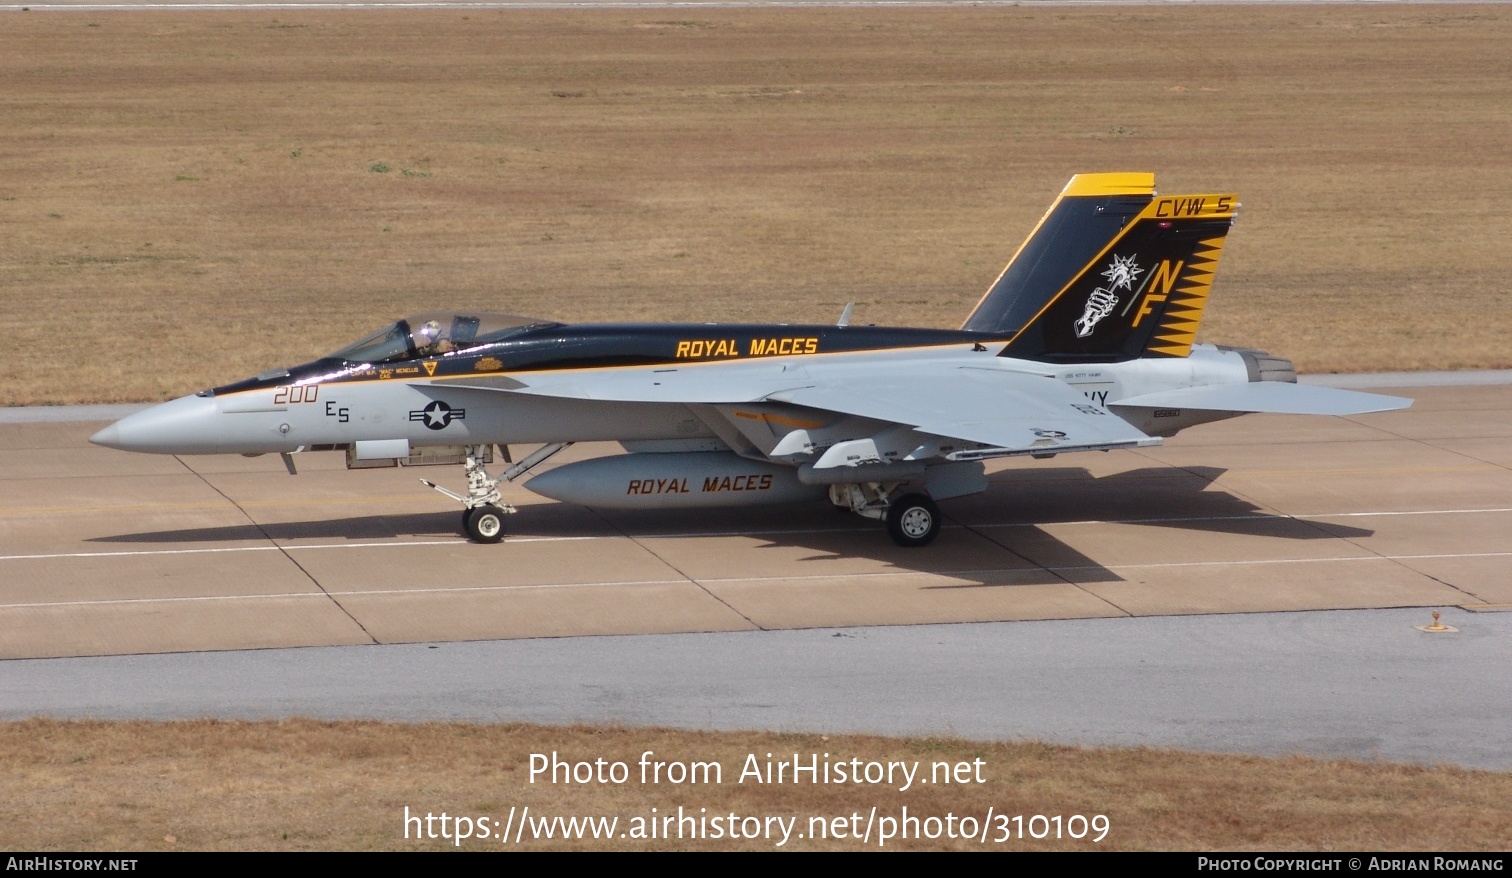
top-left (2, 6), bottom-right (1510, 404)
top-left (3, 719), bottom-right (1509, 851)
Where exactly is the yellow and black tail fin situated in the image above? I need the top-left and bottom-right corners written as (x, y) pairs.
top-left (996, 191), bottom-right (1239, 362)
top-left (962, 173), bottom-right (1156, 335)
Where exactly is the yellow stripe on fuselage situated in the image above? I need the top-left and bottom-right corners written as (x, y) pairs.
top-left (212, 340), bottom-right (1016, 397)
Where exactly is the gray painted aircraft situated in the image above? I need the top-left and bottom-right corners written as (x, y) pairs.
top-left (92, 173), bottom-right (1410, 546)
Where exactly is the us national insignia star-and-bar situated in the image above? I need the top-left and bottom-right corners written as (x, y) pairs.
top-left (409, 400), bottom-right (465, 430)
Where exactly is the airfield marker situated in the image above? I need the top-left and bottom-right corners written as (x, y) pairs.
top-left (1415, 610), bottom-right (1459, 633)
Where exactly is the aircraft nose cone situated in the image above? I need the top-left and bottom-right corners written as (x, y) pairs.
top-left (87, 394), bottom-right (222, 454)
top-left (88, 423), bottom-right (123, 449)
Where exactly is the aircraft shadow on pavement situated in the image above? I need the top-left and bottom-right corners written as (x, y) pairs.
top-left (90, 465), bottom-right (1372, 589)
top-left (972, 464), bottom-right (1374, 535)
top-left (92, 511), bottom-right (466, 545)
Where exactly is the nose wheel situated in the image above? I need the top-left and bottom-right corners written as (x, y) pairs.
top-left (464, 505), bottom-right (507, 544)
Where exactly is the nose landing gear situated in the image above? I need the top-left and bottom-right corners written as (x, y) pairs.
top-left (422, 442), bottom-right (572, 543)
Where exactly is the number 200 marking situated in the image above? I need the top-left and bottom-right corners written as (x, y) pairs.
top-left (273, 385), bottom-right (319, 404)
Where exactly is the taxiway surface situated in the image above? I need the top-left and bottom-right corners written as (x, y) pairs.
top-left (5, 607), bottom-right (1508, 769)
top-left (1, 383), bottom-right (1508, 661)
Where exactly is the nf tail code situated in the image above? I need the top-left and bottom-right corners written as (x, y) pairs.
top-left (998, 189), bottom-right (1239, 363)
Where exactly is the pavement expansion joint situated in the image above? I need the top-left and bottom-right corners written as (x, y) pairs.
top-left (174, 455), bottom-right (381, 645)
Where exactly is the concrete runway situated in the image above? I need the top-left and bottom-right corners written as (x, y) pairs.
top-left (1, 383), bottom-right (1508, 662)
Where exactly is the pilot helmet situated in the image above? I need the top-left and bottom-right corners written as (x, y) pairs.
top-left (416, 320), bottom-right (443, 347)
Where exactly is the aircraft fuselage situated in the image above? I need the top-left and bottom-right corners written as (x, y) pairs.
top-left (90, 319), bottom-right (1258, 457)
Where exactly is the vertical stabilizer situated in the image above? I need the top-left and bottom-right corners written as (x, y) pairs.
top-left (998, 192), bottom-right (1239, 362)
top-left (961, 173), bottom-right (1156, 335)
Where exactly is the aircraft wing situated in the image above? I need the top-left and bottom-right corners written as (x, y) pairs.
top-left (765, 368), bottom-right (1158, 457)
top-left (443, 363), bottom-right (1158, 458)
top-left (1113, 382), bottom-right (1412, 415)
top-left (439, 368), bottom-right (814, 404)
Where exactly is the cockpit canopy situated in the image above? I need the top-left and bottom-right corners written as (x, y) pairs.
top-left (328, 312), bottom-right (562, 365)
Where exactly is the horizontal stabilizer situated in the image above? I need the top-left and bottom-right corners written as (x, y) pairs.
top-left (1114, 382), bottom-right (1412, 416)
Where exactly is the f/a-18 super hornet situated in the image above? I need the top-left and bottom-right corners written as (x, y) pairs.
top-left (92, 173), bottom-right (1410, 546)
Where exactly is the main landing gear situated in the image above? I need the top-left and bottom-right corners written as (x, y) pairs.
top-left (886, 493), bottom-right (942, 548)
top-left (422, 442), bottom-right (572, 543)
top-left (828, 483), bottom-right (943, 548)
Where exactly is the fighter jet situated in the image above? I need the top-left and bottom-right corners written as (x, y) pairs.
top-left (91, 173), bottom-right (1410, 546)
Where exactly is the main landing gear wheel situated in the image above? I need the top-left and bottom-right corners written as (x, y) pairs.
top-left (886, 493), bottom-right (941, 547)
top-left (464, 505), bottom-right (507, 544)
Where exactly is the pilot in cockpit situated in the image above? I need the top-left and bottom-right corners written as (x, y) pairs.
top-left (414, 320), bottom-right (455, 357)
